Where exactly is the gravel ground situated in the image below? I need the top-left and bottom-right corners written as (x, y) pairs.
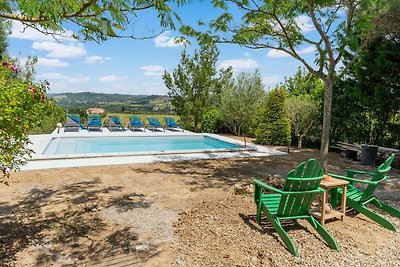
top-left (1, 148), bottom-right (399, 266)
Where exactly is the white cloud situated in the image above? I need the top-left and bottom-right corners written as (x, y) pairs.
top-left (32, 41), bottom-right (87, 58)
top-left (297, 46), bottom-right (316, 54)
top-left (37, 72), bottom-right (90, 84)
top-left (262, 75), bottom-right (282, 87)
top-left (267, 46), bottom-right (316, 58)
top-left (295, 15), bottom-right (315, 33)
top-left (37, 58), bottom-right (69, 67)
top-left (140, 65), bottom-right (164, 71)
top-left (154, 31), bottom-right (183, 48)
top-left (38, 72), bottom-right (69, 80)
top-left (218, 58), bottom-right (259, 73)
top-left (99, 75), bottom-right (123, 82)
top-left (84, 56), bottom-right (112, 64)
top-left (10, 21), bottom-right (75, 42)
top-left (267, 50), bottom-right (288, 58)
top-left (68, 76), bottom-right (91, 83)
top-left (140, 65), bottom-right (165, 77)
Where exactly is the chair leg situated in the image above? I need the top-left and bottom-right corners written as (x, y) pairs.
top-left (306, 216), bottom-right (339, 251)
top-left (262, 206), bottom-right (298, 256)
top-left (350, 201), bottom-right (397, 231)
top-left (371, 199), bottom-right (400, 218)
top-left (256, 203), bottom-right (262, 225)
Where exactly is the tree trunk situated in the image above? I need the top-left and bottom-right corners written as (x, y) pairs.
top-left (297, 135), bottom-right (303, 151)
top-left (320, 76), bottom-right (334, 172)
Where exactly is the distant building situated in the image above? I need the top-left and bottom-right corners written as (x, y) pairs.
top-left (86, 107), bottom-right (105, 114)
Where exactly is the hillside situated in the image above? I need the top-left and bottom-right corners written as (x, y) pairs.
top-left (48, 92), bottom-right (172, 114)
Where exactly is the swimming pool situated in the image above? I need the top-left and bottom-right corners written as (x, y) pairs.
top-left (43, 135), bottom-right (243, 155)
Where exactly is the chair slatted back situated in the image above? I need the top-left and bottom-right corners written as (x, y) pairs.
top-left (110, 115), bottom-right (122, 124)
top-left (360, 153), bottom-right (395, 202)
top-left (129, 116), bottom-right (143, 126)
top-left (277, 159), bottom-right (324, 217)
top-left (68, 114), bottom-right (81, 124)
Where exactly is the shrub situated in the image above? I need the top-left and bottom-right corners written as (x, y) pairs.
top-left (256, 87), bottom-right (291, 145)
top-left (0, 61), bottom-right (49, 183)
top-left (201, 108), bottom-right (222, 133)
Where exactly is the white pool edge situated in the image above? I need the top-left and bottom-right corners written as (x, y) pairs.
top-left (22, 130), bottom-right (286, 170)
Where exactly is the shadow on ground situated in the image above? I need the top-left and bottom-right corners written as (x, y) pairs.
top-left (0, 179), bottom-right (157, 266)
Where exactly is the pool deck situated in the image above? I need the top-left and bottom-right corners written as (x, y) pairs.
top-left (22, 128), bottom-right (286, 170)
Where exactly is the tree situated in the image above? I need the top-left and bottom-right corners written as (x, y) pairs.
top-left (219, 71), bottom-right (265, 136)
top-left (256, 87), bottom-right (291, 146)
top-left (286, 95), bottom-right (320, 150)
top-left (163, 43), bottom-right (231, 132)
top-left (183, 0), bottom-right (394, 170)
top-left (283, 67), bottom-right (324, 100)
top-left (0, 0), bottom-right (186, 42)
top-left (332, 31), bottom-right (400, 146)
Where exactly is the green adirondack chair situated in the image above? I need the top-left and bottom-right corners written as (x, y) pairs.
top-left (254, 159), bottom-right (338, 256)
top-left (329, 153), bottom-right (400, 231)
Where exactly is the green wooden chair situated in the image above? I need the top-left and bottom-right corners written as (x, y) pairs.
top-left (254, 159), bottom-right (338, 256)
top-left (329, 153), bottom-right (399, 231)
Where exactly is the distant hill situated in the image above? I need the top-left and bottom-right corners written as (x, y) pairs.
top-left (48, 92), bottom-right (172, 114)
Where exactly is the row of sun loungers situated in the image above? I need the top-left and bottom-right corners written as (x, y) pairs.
top-left (64, 114), bottom-right (184, 132)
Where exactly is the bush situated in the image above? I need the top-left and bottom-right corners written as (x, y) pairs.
top-left (0, 61), bottom-right (50, 183)
top-left (256, 87), bottom-right (291, 145)
top-left (201, 108), bottom-right (223, 133)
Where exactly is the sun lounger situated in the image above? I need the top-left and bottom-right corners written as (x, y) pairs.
top-left (164, 117), bottom-right (184, 132)
top-left (87, 114), bottom-right (103, 132)
top-left (128, 116), bottom-right (146, 132)
top-left (146, 117), bottom-right (165, 132)
top-left (108, 115), bottom-right (125, 132)
top-left (65, 114), bottom-right (82, 132)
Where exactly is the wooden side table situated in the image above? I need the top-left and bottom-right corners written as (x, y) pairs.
top-left (312, 176), bottom-right (349, 225)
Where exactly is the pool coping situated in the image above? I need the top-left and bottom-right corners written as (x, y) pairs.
top-left (22, 128), bottom-right (286, 170)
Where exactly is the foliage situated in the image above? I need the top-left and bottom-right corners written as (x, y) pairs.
top-left (0, 62), bottom-right (50, 183)
top-left (331, 34), bottom-right (400, 146)
top-left (182, 0), bottom-right (394, 170)
top-left (0, 19), bottom-right (9, 59)
top-left (29, 104), bottom-right (66, 134)
top-left (219, 71), bottom-right (265, 136)
top-left (256, 87), bottom-right (291, 146)
top-left (50, 93), bottom-right (172, 114)
top-left (286, 95), bottom-right (320, 150)
top-left (201, 108), bottom-right (223, 133)
top-left (283, 68), bottom-right (324, 101)
top-left (0, 0), bottom-right (187, 42)
top-left (163, 43), bottom-right (232, 132)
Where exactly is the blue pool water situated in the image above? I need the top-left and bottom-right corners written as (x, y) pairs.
top-left (43, 136), bottom-right (242, 155)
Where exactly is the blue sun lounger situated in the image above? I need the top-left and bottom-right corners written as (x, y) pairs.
top-left (87, 114), bottom-right (103, 132)
top-left (164, 117), bottom-right (184, 132)
top-left (108, 115), bottom-right (125, 131)
top-left (146, 117), bottom-right (165, 132)
top-left (129, 116), bottom-right (146, 131)
top-left (65, 114), bottom-right (84, 132)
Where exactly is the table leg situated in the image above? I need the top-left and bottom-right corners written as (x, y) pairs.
top-left (331, 188), bottom-right (338, 209)
top-left (341, 185), bottom-right (347, 221)
top-left (321, 190), bottom-right (327, 225)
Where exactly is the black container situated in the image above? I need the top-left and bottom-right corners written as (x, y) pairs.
top-left (361, 145), bottom-right (379, 165)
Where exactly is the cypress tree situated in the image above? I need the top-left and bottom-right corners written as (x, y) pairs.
top-left (256, 87), bottom-right (291, 146)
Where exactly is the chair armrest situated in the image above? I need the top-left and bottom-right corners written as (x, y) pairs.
top-left (253, 179), bottom-right (283, 194)
top-left (253, 180), bottom-right (325, 195)
top-left (328, 173), bottom-right (379, 185)
top-left (345, 169), bottom-right (375, 177)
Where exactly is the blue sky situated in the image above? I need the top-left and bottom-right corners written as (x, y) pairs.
top-left (7, 2), bottom-right (319, 95)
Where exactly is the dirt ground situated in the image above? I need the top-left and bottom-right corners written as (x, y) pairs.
top-left (1, 147), bottom-right (399, 266)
